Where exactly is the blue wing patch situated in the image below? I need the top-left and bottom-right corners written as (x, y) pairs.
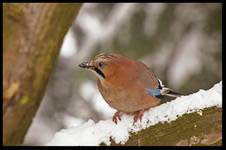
top-left (145, 88), bottom-right (161, 96)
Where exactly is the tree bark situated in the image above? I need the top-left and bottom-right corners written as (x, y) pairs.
top-left (3, 3), bottom-right (82, 145)
top-left (110, 107), bottom-right (222, 146)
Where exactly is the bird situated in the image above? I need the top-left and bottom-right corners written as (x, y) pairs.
top-left (79, 52), bottom-right (182, 124)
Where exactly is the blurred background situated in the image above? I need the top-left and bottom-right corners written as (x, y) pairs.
top-left (23, 3), bottom-right (222, 145)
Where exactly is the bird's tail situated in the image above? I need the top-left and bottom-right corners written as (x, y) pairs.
top-left (160, 87), bottom-right (183, 98)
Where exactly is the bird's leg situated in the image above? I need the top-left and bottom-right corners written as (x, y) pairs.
top-left (112, 111), bottom-right (122, 124)
top-left (133, 109), bottom-right (145, 124)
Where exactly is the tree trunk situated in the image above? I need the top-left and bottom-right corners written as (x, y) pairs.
top-left (3, 3), bottom-right (82, 145)
top-left (110, 107), bottom-right (222, 146)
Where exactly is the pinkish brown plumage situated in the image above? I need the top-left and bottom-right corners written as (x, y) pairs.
top-left (79, 52), bottom-right (182, 124)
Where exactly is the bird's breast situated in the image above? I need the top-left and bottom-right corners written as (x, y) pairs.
top-left (97, 79), bottom-right (160, 113)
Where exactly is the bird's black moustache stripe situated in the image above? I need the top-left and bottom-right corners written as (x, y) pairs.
top-left (94, 67), bottom-right (105, 79)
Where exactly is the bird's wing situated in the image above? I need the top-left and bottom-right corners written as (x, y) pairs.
top-left (136, 61), bottom-right (160, 89)
top-left (145, 88), bottom-right (161, 96)
top-left (135, 61), bottom-right (164, 97)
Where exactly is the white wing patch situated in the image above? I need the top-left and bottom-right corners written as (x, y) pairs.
top-left (158, 79), bottom-right (165, 88)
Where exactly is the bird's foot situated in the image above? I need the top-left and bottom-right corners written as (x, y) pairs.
top-left (112, 111), bottom-right (122, 124)
top-left (133, 109), bottom-right (145, 124)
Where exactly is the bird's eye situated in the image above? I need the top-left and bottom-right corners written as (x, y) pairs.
top-left (98, 62), bottom-right (105, 68)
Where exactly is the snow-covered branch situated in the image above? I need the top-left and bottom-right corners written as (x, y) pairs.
top-left (47, 81), bottom-right (222, 146)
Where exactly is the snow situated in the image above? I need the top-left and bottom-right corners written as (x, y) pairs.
top-left (47, 81), bottom-right (222, 146)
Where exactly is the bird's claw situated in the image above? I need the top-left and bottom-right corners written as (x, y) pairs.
top-left (133, 110), bottom-right (145, 125)
top-left (112, 110), bottom-right (145, 124)
top-left (112, 111), bottom-right (122, 124)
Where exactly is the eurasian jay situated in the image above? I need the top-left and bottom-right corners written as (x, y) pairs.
top-left (79, 53), bottom-right (182, 124)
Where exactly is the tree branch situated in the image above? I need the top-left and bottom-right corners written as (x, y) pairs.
top-left (110, 107), bottom-right (221, 146)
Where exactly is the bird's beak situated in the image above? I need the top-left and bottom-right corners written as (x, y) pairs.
top-left (79, 60), bottom-right (106, 79)
top-left (78, 61), bottom-right (95, 70)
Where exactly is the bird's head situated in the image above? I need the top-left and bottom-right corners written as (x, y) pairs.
top-left (79, 53), bottom-right (130, 82)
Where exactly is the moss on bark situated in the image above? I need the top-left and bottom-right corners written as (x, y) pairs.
top-left (110, 107), bottom-right (222, 146)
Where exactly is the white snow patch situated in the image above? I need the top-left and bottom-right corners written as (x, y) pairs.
top-left (47, 81), bottom-right (222, 146)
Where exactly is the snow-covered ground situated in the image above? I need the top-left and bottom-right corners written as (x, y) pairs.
top-left (47, 81), bottom-right (222, 146)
